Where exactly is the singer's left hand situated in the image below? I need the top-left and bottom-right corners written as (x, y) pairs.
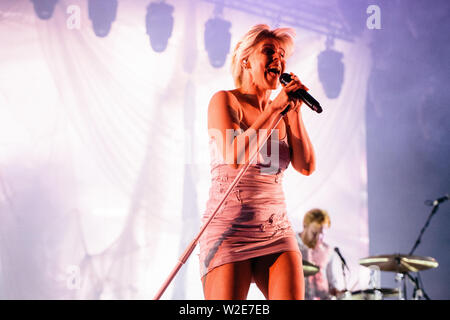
top-left (287, 99), bottom-right (303, 114)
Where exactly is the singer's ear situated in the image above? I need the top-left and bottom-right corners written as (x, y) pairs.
top-left (242, 59), bottom-right (250, 69)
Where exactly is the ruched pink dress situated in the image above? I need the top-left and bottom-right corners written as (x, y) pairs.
top-left (199, 120), bottom-right (300, 278)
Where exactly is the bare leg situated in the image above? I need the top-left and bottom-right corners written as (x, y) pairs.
top-left (202, 260), bottom-right (252, 300)
top-left (253, 251), bottom-right (304, 300)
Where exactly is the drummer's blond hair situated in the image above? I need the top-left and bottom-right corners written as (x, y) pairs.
top-left (303, 208), bottom-right (331, 227)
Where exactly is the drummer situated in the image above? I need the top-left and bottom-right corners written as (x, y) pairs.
top-left (296, 208), bottom-right (346, 300)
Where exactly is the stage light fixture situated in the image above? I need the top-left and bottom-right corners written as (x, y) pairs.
top-left (30, 0), bottom-right (58, 20)
top-left (88, 0), bottom-right (118, 38)
top-left (204, 16), bottom-right (231, 68)
top-left (145, 1), bottom-right (174, 53)
top-left (318, 36), bottom-right (344, 99)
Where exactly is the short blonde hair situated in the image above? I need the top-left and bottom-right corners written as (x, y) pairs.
top-left (303, 208), bottom-right (331, 228)
top-left (230, 24), bottom-right (296, 88)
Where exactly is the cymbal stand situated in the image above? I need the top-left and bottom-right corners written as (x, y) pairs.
top-left (403, 199), bottom-right (443, 300)
top-left (395, 269), bottom-right (430, 300)
top-left (409, 203), bottom-right (440, 256)
top-left (416, 273), bottom-right (431, 300)
top-left (368, 266), bottom-right (382, 300)
top-left (394, 273), bottom-right (406, 300)
top-left (405, 272), bottom-right (430, 300)
top-left (393, 255), bottom-right (409, 300)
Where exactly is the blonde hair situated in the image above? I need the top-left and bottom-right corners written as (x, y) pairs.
top-left (303, 208), bottom-right (331, 228)
top-left (231, 24), bottom-right (296, 88)
top-left (230, 24), bottom-right (296, 121)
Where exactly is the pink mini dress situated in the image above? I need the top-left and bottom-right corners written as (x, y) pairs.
top-left (199, 120), bottom-right (300, 278)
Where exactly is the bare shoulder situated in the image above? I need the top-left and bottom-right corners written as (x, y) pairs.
top-left (209, 90), bottom-right (239, 110)
top-left (209, 90), bottom-right (229, 103)
top-left (208, 90), bottom-right (240, 129)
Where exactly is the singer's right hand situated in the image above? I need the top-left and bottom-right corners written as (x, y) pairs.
top-left (269, 72), bottom-right (308, 113)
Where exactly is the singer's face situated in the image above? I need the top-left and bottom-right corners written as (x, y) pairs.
top-left (303, 222), bottom-right (326, 249)
top-left (247, 38), bottom-right (287, 90)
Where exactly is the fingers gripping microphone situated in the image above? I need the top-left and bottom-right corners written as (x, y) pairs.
top-left (279, 73), bottom-right (323, 113)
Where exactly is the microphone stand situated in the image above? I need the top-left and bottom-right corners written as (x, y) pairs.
top-left (334, 248), bottom-right (350, 298)
top-left (340, 261), bottom-right (348, 293)
top-left (409, 203), bottom-right (440, 256)
top-left (403, 201), bottom-right (443, 300)
top-left (153, 105), bottom-right (292, 300)
top-left (339, 261), bottom-right (351, 300)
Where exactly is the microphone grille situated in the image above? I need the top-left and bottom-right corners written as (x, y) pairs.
top-left (279, 73), bottom-right (292, 85)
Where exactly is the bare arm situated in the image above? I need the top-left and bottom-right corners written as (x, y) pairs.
top-left (284, 103), bottom-right (316, 175)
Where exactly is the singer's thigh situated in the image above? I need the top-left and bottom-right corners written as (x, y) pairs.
top-left (269, 251), bottom-right (304, 300)
top-left (253, 251), bottom-right (304, 300)
top-left (202, 260), bottom-right (252, 300)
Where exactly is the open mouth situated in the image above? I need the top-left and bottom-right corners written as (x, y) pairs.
top-left (266, 67), bottom-right (281, 78)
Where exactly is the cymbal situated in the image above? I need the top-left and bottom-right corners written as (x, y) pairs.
top-left (351, 288), bottom-right (399, 299)
top-left (302, 259), bottom-right (319, 276)
top-left (359, 254), bottom-right (439, 273)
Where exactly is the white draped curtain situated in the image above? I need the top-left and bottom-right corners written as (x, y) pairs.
top-left (0, 0), bottom-right (371, 299)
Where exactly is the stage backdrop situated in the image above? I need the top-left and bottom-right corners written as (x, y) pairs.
top-left (0, 0), bottom-right (371, 299)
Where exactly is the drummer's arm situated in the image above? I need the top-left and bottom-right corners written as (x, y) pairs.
top-left (330, 287), bottom-right (347, 297)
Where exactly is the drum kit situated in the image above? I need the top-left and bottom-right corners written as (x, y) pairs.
top-left (300, 195), bottom-right (446, 300)
top-left (302, 253), bottom-right (439, 300)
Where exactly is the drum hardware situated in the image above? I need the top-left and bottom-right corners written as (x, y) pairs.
top-left (335, 247), bottom-right (349, 293)
top-left (357, 194), bottom-right (446, 300)
top-left (402, 193), bottom-right (446, 300)
top-left (359, 254), bottom-right (439, 273)
top-left (350, 288), bottom-right (399, 300)
top-left (341, 263), bottom-right (348, 294)
top-left (394, 272), bottom-right (405, 300)
top-left (302, 259), bottom-right (319, 277)
top-left (403, 271), bottom-right (429, 300)
top-left (359, 254), bottom-right (438, 300)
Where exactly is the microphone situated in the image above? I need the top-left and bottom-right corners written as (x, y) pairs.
top-left (334, 247), bottom-right (350, 271)
top-left (279, 73), bottom-right (323, 114)
top-left (424, 194), bottom-right (449, 206)
top-left (433, 194), bottom-right (449, 206)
